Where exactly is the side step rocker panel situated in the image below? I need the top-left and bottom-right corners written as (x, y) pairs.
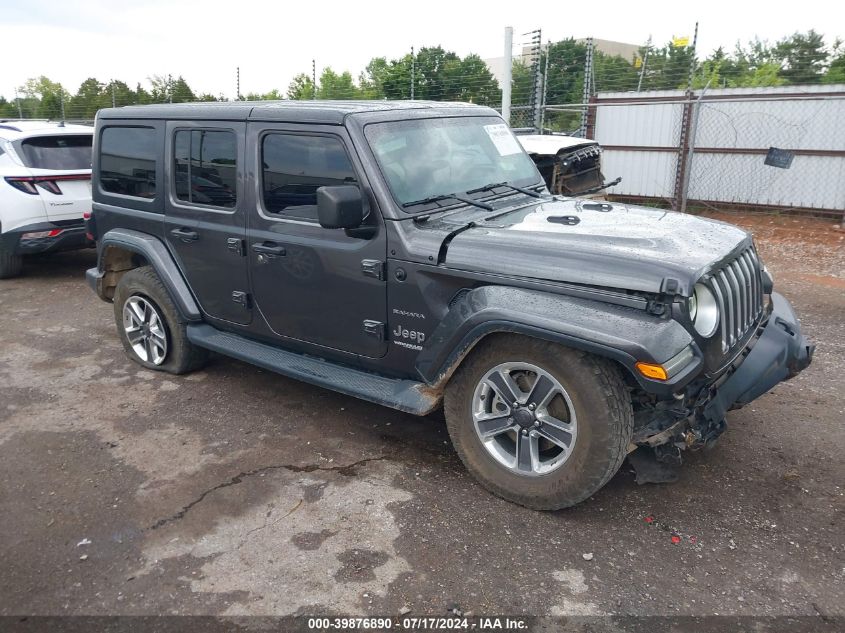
top-left (187, 324), bottom-right (440, 416)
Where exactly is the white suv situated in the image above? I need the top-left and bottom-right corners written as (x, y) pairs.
top-left (0, 120), bottom-right (93, 278)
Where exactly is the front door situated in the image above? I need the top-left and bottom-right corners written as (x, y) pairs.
top-left (246, 124), bottom-right (387, 358)
top-left (163, 121), bottom-right (251, 325)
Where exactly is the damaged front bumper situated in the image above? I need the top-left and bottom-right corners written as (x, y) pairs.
top-left (700, 292), bottom-right (813, 426)
top-left (636, 292), bottom-right (814, 453)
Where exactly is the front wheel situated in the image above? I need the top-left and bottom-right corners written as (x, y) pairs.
top-left (444, 335), bottom-right (633, 510)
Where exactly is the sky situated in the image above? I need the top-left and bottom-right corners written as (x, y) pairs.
top-left (2, 0), bottom-right (843, 100)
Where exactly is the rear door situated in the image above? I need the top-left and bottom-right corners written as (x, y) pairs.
top-left (163, 121), bottom-right (251, 325)
top-left (17, 133), bottom-right (92, 222)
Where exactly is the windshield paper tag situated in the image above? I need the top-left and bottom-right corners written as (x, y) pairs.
top-left (484, 124), bottom-right (522, 156)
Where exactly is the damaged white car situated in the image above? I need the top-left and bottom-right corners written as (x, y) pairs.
top-left (516, 134), bottom-right (620, 197)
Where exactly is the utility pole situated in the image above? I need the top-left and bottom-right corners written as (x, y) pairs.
top-left (502, 26), bottom-right (513, 125)
top-left (410, 46), bottom-right (415, 100)
top-left (312, 59), bottom-right (317, 99)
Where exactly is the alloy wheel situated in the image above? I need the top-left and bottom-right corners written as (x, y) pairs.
top-left (472, 362), bottom-right (577, 476)
top-left (122, 296), bottom-right (168, 365)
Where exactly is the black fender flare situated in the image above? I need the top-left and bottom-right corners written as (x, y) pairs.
top-left (415, 285), bottom-right (700, 395)
top-left (87, 228), bottom-right (201, 321)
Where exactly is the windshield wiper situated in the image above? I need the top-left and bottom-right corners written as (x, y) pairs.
top-left (467, 181), bottom-right (543, 198)
top-left (466, 181), bottom-right (543, 199)
top-left (402, 193), bottom-right (493, 212)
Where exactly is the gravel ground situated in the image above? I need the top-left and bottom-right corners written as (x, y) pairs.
top-left (0, 214), bottom-right (842, 626)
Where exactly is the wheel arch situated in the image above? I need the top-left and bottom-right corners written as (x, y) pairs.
top-left (415, 285), bottom-right (697, 395)
top-left (86, 228), bottom-right (201, 321)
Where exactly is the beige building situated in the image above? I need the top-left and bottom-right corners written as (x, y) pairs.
top-left (484, 38), bottom-right (640, 84)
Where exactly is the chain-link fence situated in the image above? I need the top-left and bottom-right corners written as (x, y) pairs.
top-left (569, 86), bottom-right (845, 219)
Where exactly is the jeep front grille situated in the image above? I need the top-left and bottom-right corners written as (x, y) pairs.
top-left (705, 247), bottom-right (764, 353)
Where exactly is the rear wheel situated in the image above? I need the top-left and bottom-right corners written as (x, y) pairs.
top-left (0, 242), bottom-right (23, 279)
top-left (113, 266), bottom-right (208, 374)
top-left (444, 335), bottom-right (633, 510)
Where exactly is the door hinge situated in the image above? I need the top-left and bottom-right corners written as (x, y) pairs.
top-left (363, 319), bottom-right (386, 341)
top-left (227, 237), bottom-right (245, 256)
top-left (231, 291), bottom-right (251, 307)
top-left (361, 259), bottom-right (385, 280)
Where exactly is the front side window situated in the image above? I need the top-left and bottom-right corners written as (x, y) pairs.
top-left (19, 135), bottom-right (92, 170)
top-left (100, 127), bottom-right (157, 198)
top-left (262, 134), bottom-right (357, 221)
top-left (174, 130), bottom-right (237, 208)
top-left (364, 116), bottom-right (541, 210)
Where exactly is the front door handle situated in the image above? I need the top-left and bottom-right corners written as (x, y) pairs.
top-left (170, 227), bottom-right (199, 243)
top-left (252, 242), bottom-right (286, 258)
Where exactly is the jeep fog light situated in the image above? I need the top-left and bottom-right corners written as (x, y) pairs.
top-left (691, 283), bottom-right (719, 337)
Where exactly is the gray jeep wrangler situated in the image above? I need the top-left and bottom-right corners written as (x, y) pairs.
top-left (86, 101), bottom-right (813, 510)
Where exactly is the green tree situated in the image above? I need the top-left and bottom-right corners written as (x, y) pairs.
top-left (358, 57), bottom-right (390, 99)
top-left (0, 97), bottom-right (19, 118)
top-left (593, 50), bottom-right (639, 92)
top-left (824, 43), bottom-right (845, 83)
top-left (135, 83), bottom-right (152, 105)
top-left (104, 80), bottom-right (137, 108)
top-left (148, 75), bottom-right (170, 102)
top-left (773, 30), bottom-right (827, 84)
top-left (455, 54), bottom-right (500, 105)
top-left (287, 73), bottom-right (315, 99)
top-left (510, 60), bottom-right (534, 105)
top-left (19, 76), bottom-right (70, 118)
top-left (317, 68), bottom-right (359, 99)
top-left (70, 77), bottom-right (104, 118)
top-left (170, 76), bottom-right (196, 103)
top-left (691, 59), bottom-right (722, 89)
top-left (731, 62), bottom-right (785, 87)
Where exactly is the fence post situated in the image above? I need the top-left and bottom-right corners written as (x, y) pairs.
top-left (539, 40), bottom-right (550, 133)
top-left (579, 37), bottom-right (594, 138)
top-left (585, 95), bottom-right (598, 140)
top-left (528, 29), bottom-right (543, 131)
top-left (680, 79), bottom-right (712, 214)
top-left (672, 22), bottom-right (699, 211)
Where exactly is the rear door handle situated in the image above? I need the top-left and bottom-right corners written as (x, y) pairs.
top-left (252, 242), bottom-right (286, 257)
top-left (170, 227), bottom-right (199, 243)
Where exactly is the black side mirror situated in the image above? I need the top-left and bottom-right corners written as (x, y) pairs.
top-left (317, 186), bottom-right (364, 229)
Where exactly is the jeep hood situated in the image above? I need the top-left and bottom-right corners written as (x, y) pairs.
top-left (441, 198), bottom-right (751, 296)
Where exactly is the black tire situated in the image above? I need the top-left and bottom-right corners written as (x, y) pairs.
top-left (0, 243), bottom-right (23, 279)
top-left (113, 266), bottom-right (208, 374)
top-left (444, 334), bottom-right (633, 510)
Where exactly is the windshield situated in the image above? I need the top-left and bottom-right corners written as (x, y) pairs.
top-left (19, 135), bottom-right (92, 170)
top-left (364, 116), bottom-right (541, 210)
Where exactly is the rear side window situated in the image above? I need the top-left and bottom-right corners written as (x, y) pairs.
top-left (100, 127), bottom-right (157, 198)
top-left (262, 134), bottom-right (357, 221)
top-left (174, 130), bottom-right (236, 208)
top-left (19, 135), bottom-right (92, 170)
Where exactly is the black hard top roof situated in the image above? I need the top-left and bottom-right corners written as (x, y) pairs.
top-left (96, 100), bottom-right (497, 124)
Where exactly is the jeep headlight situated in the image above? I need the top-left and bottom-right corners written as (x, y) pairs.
top-left (689, 283), bottom-right (719, 338)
